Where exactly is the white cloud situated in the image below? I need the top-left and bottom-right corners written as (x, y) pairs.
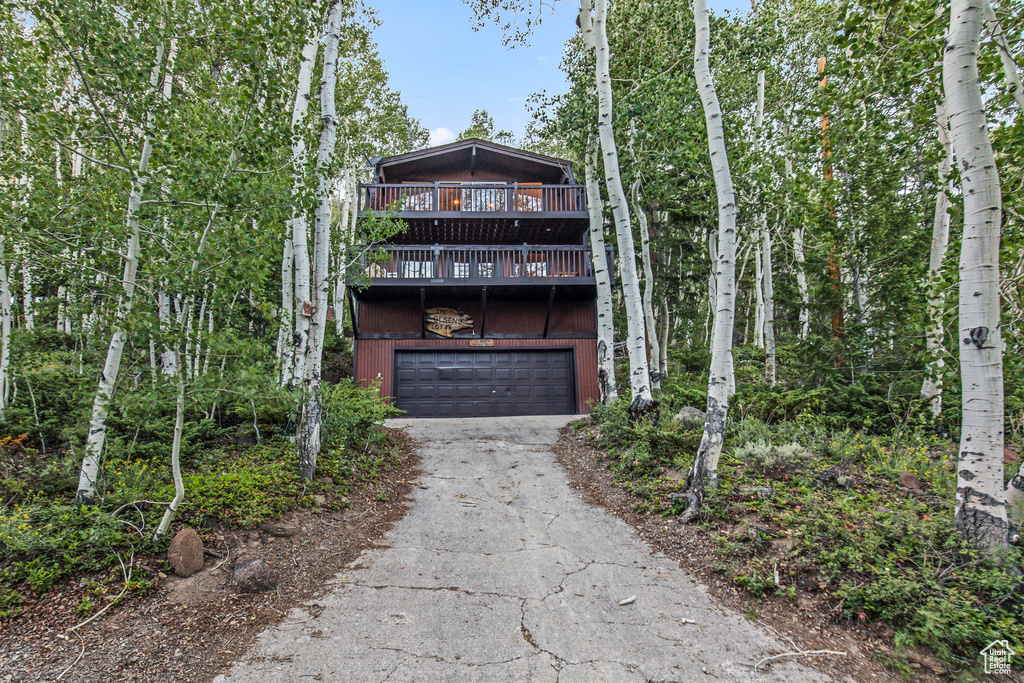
top-left (429, 127), bottom-right (456, 146)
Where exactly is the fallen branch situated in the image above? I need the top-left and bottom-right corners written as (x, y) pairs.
top-left (754, 648), bottom-right (846, 674)
top-left (56, 553), bottom-right (134, 680)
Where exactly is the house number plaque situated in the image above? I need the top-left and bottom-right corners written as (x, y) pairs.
top-left (425, 307), bottom-right (473, 337)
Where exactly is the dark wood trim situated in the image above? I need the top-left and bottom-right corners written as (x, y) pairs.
top-left (542, 286), bottom-right (556, 339)
top-left (358, 333), bottom-right (596, 341)
top-left (356, 333), bottom-right (427, 340)
top-left (359, 209), bottom-right (588, 221)
top-left (470, 144), bottom-right (477, 175)
top-left (347, 289), bottom-right (359, 337)
top-left (376, 138), bottom-right (574, 173)
top-left (480, 286), bottom-right (487, 338)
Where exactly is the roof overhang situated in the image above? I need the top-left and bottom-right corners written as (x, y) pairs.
top-left (375, 138), bottom-right (575, 184)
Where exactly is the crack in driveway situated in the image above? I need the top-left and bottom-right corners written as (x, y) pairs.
top-left (215, 416), bottom-right (832, 683)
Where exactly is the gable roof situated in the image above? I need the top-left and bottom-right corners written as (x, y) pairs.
top-left (374, 138), bottom-right (576, 184)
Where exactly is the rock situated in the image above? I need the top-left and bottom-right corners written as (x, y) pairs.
top-left (312, 494), bottom-right (327, 506)
top-left (167, 528), bottom-right (204, 578)
top-left (898, 471), bottom-right (922, 490)
top-left (1005, 448), bottom-right (1021, 464)
top-left (672, 407), bottom-right (706, 430)
top-left (265, 526), bottom-right (300, 538)
top-left (318, 476), bottom-right (334, 486)
top-left (232, 559), bottom-right (278, 593)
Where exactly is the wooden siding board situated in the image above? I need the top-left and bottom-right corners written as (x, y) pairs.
top-left (355, 337), bottom-right (599, 414)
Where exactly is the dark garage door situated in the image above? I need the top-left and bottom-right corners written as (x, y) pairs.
top-left (393, 349), bottom-right (575, 418)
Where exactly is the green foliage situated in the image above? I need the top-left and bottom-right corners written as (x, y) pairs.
top-left (321, 381), bottom-right (403, 453)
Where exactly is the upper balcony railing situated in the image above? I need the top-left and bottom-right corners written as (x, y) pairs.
top-left (349, 244), bottom-right (613, 287)
top-left (358, 182), bottom-right (587, 216)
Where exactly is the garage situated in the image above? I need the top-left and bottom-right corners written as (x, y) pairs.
top-left (393, 349), bottom-right (576, 418)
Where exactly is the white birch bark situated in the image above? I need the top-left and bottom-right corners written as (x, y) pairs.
top-left (706, 228), bottom-right (716, 346)
top-left (754, 70), bottom-right (776, 383)
top-left (278, 237), bottom-right (295, 385)
top-left (632, 177), bottom-right (661, 391)
top-left (153, 350), bottom-right (185, 540)
top-left (983, 0), bottom-right (1024, 111)
top-left (76, 37), bottom-right (167, 505)
top-left (590, 0), bottom-right (653, 414)
top-left (753, 245), bottom-right (764, 347)
top-left (794, 225), bottom-right (809, 339)
top-left (681, 0), bottom-right (738, 522)
top-left (921, 102), bottom-right (952, 416)
top-left (17, 114), bottom-right (33, 332)
top-left (659, 298), bottom-right (670, 380)
top-left (159, 292), bottom-right (177, 376)
top-left (0, 236), bottom-right (11, 419)
top-left (299, 0), bottom-right (343, 481)
top-left (288, 35), bottom-right (319, 388)
top-left (584, 138), bottom-right (618, 403)
top-left (944, 0), bottom-right (1009, 554)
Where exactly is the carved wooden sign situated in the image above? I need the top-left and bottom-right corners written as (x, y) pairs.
top-left (425, 307), bottom-right (473, 337)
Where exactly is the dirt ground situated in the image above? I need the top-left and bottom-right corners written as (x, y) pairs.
top-left (553, 421), bottom-right (964, 683)
top-left (0, 427), bottom-right (421, 683)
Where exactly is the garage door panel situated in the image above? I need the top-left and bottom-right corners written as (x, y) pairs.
top-left (394, 349), bottom-right (574, 418)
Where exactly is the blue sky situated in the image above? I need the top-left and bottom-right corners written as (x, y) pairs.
top-left (369, 0), bottom-right (751, 146)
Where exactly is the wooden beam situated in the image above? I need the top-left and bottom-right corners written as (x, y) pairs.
top-left (542, 286), bottom-right (556, 339)
top-left (347, 289), bottom-right (359, 337)
top-left (480, 286), bottom-right (488, 338)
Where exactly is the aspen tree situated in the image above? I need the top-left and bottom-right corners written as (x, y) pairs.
top-left (921, 103), bottom-right (952, 416)
top-left (299, 0), bottom-right (344, 481)
top-left (589, 0), bottom-right (654, 415)
top-left (75, 30), bottom-right (172, 505)
top-left (632, 176), bottom-right (661, 392)
top-left (0, 236), bottom-right (10, 418)
top-left (679, 0), bottom-right (738, 522)
top-left (944, 0), bottom-right (1009, 555)
top-left (584, 137), bottom-right (618, 403)
top-left (285, 33), bottom-right (320, 388)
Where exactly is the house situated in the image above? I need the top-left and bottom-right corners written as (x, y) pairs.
top-left (347, 138), bottom-right (610, 418)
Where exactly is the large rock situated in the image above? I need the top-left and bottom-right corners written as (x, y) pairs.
top-left (232, 559), bottom-right (278, 594)
top-left (672, 407), bottom-right (706, 430)
top-left (898, 471), bottom-right (923, 491)
top-left (168, 528), bottom-right (205, 578)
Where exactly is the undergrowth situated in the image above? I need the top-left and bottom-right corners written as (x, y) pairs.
top-left (587, 382), bottom-right (1024, 671)
top-left (0, 377), bottom-right (403, 620)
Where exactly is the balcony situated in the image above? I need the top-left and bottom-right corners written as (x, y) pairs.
top-left (347, 244), bottom-right (613, 302)
top-left (358, 183), bottom-right (589, 244)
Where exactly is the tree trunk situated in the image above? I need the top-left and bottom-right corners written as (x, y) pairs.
top-left (76, 37), bottom-right (169, 505)
top-left (17, 115), bottom-right (34, 332)
top-left (632, 177), bottom-right (661, 391)
top-left (944, 0), bottom-right (1008, 555)
top-left (278, 237), bottom-right (295, 385)
top-left (298, 0), bottom-right (343, 481)
top-left (584, 138), bottom-right (618, 403)
top-left (754, 70), bottom-right (775, 384)
top-left (589, 0), bottom-right (653, 416)
top-left (680, 0), bottom-right (738, 523)
top-left (153, 350), bottom-right (186, 540)
top-left (659, 298), bottom-right (670, 381)
top-left (753, 242), bottom-right (764, 347)
top-left (0, 236), bottom-right (11, 419)
top-left (983, 0), bottom-right (1024, 111)
top-left (921, 102), bottom-right (952, 416)
top-left (287, 34), bottom-right (319, 388)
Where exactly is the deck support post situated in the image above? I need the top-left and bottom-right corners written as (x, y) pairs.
top-left (543, 286), bottom-right (556, 339)
top-left (480, 286), bottom-right (488, 338)
top-left (420, 287), bottom-right (426, 339)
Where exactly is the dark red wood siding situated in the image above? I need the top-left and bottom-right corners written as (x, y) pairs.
top-left (356, 299), bottom-right (595, 336)
top-left (355, 338), bottom-right (599, 414)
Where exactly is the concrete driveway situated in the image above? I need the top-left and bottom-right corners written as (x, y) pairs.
top-left (215, 416), bottom-right (832, 682)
